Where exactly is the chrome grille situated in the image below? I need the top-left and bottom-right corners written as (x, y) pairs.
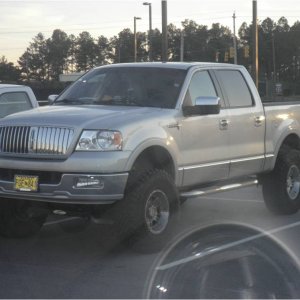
top-left (0, 126), bottom-right (74, 155)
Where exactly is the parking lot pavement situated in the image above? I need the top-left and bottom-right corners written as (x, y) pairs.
top-left (1, 186), bottom-right (300, 298)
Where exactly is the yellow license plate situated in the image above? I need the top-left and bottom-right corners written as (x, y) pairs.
top-left (14, 175), bottom-right (39, 192)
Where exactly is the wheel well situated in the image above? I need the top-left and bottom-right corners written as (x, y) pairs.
top-left (131, 146), bottom-right (175, 179)
top-left (280, 134), bottom-right (300, 152)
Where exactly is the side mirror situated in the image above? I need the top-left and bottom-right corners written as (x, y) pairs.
top-left (48, 94), bottom-right (58, 104)
top-left (183, 96), bottom-right (221, 116)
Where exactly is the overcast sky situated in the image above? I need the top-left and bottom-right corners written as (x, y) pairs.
top-left (1, 0), bottom-right (299, 64)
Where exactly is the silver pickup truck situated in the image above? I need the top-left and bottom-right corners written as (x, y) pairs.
top-left (0, 63), bottom-right (300, 250)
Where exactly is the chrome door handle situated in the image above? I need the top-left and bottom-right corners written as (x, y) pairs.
top-left (219, 119), bottom-right (229, 130)
top-left (167, 122), bottom-right (182, 129)
top-left (254, 116), bottom-right (264, 127)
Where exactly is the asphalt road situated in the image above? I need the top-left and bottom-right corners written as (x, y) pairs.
top-left (1, 186), bottom-right (300, 298)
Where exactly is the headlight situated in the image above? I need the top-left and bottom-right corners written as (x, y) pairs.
top-left (76, 130), bottom-right (123, 151)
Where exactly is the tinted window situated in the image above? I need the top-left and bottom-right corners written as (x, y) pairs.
top-left (55, 67), bottom-right (187, 109)
top-left (0, 92), bottom-right (32, 118)
top-left (184, 71), bottom-right (217, 106)
top-left (217, 70), bottom-right (253, 107)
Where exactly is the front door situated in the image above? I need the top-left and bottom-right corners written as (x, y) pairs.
top-left (178, 70), bottom-right (230, 187)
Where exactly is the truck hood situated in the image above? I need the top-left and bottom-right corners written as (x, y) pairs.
top-left (0, 105), bottom-right (167, 129)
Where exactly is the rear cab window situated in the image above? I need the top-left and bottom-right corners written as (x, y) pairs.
top-left (215, 69), bottom-right (254, 108)
top-left (0, 92), bottom-right (33, 118)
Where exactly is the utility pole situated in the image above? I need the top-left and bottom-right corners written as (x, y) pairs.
top-left (161, 0), bottom-right (168, 61)
top-left (272, 32), bottom-right (276, 82)
top-left (232, 12), bottom-right (238, 64)
top-left (134, 16), bottom-right (141, 62)
top-left (252, 0), bottom-right (259, 87)
top-left (143, 2), bottom-right (153, 61)
top-left (180, 30), bottom-right (184, 62)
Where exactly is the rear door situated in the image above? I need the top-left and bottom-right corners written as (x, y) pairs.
top-left (214, 68), bottom-right (265, 177)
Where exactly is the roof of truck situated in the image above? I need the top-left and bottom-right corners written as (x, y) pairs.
top-left (0, 84), bottom-right (25, 89)
top-left (95, 62), bottom-right (244, 71)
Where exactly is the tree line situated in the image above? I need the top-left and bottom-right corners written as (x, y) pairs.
top-left (1, 16), bottom-right (300, 86)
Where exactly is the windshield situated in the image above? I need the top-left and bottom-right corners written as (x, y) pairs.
top-left (54, 67), bottom-right (187, 109)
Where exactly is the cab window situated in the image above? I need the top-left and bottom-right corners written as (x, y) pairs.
top-left (0, 92), bottom-right (32, 118)
top-left (216, 70), bottom-right (254, 108)
top-left (184, 71), bottom-right (217, 106)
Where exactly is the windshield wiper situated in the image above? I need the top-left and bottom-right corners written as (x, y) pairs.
top-left (56, 97), bottom-right (148, 107)
top-left (124, 100), bottom-right (145, 107)
top-left (55, 98), bottom-right (78, 105)
top-left (94, 98), bottom-right (145, 107)
top-left (55, 98), bottom-right (95, 105)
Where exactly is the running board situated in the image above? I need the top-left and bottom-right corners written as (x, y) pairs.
top-left (180, 179), bottom-right (258, 199)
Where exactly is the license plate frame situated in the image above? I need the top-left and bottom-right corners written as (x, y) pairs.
top-left (14, 175), bottom-right (39, 192)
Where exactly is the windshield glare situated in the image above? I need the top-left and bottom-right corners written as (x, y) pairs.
top-left (55, 67), bottom-right (187, 109)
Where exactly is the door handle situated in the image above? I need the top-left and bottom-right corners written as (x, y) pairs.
top-left (219, 119), bottom-right (229, 130)
top-left (167, 122), bottom-right (182, 129)
top-left (254, 116), bottom-right (264, 127)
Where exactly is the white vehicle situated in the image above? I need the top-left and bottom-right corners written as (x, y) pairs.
top-left (0, 84), bottom-right (39, 118)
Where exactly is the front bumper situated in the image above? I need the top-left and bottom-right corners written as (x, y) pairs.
top-left (0, 173), bottom-right (128, 204)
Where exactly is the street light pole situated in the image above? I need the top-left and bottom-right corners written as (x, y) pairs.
top-left (161, 0), bottom-right (168, 62)
top-left (143, 2), bottom-right (153, 61)
top-left (272, 32), bottom-right (276, 82)
top-left (252, 0), bottom-right (259, 87)
top-left (180, 30), bottom-right (184, 62)
top-left (134, 16), bottom-right (141, 62)
top-left (233, 12), bottom-right (238, 64)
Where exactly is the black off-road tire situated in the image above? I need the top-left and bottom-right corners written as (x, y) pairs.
top-left (262, 147), bottom-right (300, 215)
top-left (110, 169), bottom-right (180, 253)
top-left (0, 199), bottom-right (47, 238)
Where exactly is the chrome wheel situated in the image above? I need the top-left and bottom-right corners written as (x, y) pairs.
top-left (286, 165), bottom-right (300, 200)
top-left (145, 190), bottom-right (170, 235)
